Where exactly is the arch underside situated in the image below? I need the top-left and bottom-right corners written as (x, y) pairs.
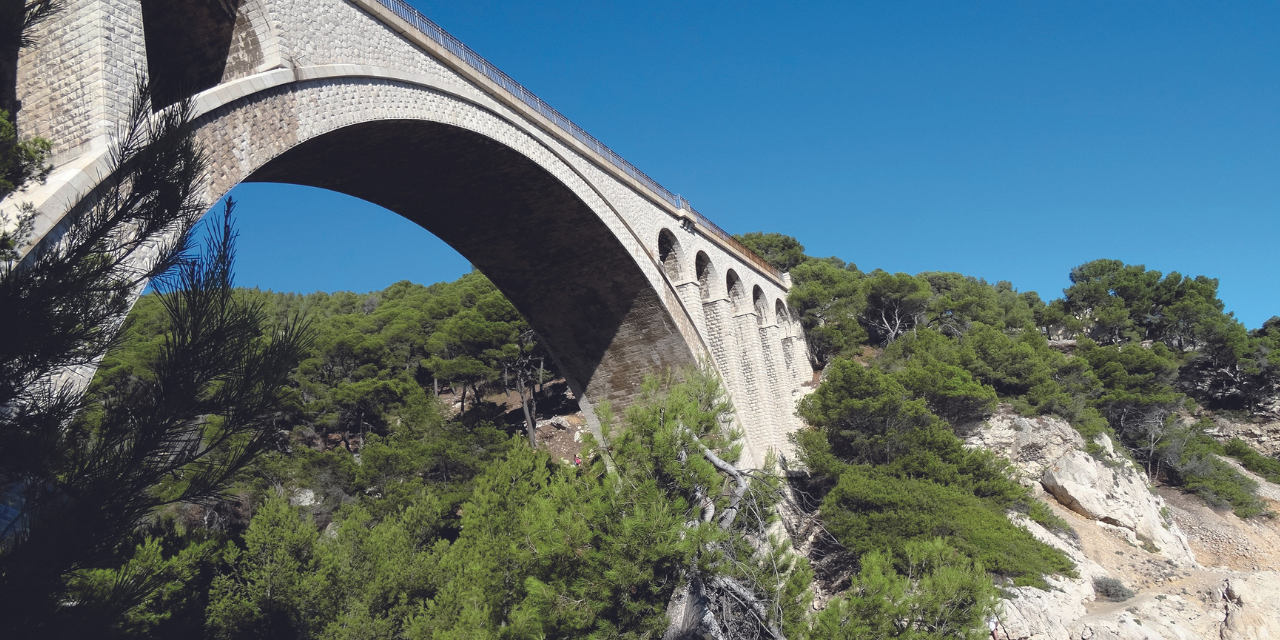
top-left (164, 70), bottom-right (744, 449)
top-left (8, 0), bottom-right (810, 467)
top-left (238, 117), bottom-right (699, 416)
top-left (239, 117), bottom-right (701, 412)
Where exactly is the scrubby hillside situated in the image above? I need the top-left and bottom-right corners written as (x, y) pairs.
top-left (736, 232), bottom-right (1280, 639)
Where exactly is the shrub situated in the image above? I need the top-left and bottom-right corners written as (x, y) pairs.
top-left (1223, 438), bottom-right (1280, 484)
top-left (1093, 577), bottom-right (1135, 602)
top-left (1157, 426), bottom-right (1269, 518)
top-left (821, 466), bottom-right (1075, 588)
top-left (796, 359), bottom-right (940, 464)
top-left (813, 540), bottom-right (998, 640)
top-left (890, 358), bottom-right (997, 426)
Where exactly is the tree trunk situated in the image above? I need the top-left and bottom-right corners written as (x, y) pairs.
top-left (518, 377), bottom-right (537, 448)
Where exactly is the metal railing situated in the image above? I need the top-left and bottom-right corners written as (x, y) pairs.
top-left (675, 197), bottom-right (781, 278)
top-left (368, 0), bottom-right (784, 281)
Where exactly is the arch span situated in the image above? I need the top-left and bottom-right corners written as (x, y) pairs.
top-left (229, 116), bottom-right (701, 424)
top-left (10, 0), bottom-right (815, 465)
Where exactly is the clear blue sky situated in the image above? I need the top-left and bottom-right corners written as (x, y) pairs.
top-left (227, 0), bottom-right (1279, 328)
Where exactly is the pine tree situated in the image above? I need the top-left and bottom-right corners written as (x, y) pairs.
top-left (0, 76), bottom-right (311, 632)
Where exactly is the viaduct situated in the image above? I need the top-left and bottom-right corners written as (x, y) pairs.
top-left (5, 0), bottom-right (814, 467)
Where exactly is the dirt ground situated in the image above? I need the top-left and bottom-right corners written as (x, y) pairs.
top-left (439, 380), bottom-right (589, 465)
top-left (1160, 482), bottom-right (1280, 574)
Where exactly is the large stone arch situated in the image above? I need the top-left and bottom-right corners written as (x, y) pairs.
top-left (191, 76), bottom-right (703, 428)
top-left (9, 0), bottom-right (818, 466)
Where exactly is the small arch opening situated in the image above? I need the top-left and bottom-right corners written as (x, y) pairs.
top-left (753, 286), bottom-right (768, 325)
top-left (657, 228), bottom-right (682, 281)
top-left (695, 251), bottom-right (713, 301)
top-left (775, 299), bottom-right (789, 329)
top-left (726, 270), bottom-right (745, 313)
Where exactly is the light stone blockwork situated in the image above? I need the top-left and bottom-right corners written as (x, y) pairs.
top-left (7, 0), bottom-right (814, 467)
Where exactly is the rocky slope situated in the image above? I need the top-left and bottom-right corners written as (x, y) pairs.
top-left (965, 406), bottom-right (1280, 640)
top-left (1206, 396), bottom-right (1280, 457)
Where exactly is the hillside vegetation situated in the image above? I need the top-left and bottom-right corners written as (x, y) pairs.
top-left (27, 231), bottom-right (1279, 639)
top-left (735, 233), bottom-right (1280, 519)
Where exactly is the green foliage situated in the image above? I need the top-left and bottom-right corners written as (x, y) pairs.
top-left (1076, 339), bottom-right (1183, 464)
top-left (797, 355), bottom-right (1075, 596)
top-left (733, 231), bottom-right (807, 272)
top-left (1052, 259), bottom-right (1279, 411)
top-left (881, 341), bottom-right (997, 425)
top-left (0, 103), bottom-right (310, 633)
top-left (0, 107), bottom-right (51, 196)
top-left (60, 527), bottom-right (219, 638)
top-left (812, 540), bottom-right (998, 640)
top-left (201, 369), bottom-right (802, 639)
top-left (1059, 259), bottom-right (1224, 347)
top-left (797, 360), bottom-right (941, 465)
top-left (821, 466), bottom-right (1073, 588)
top-left (1224, 438), bottom-right (1280, 484)
top-left (787, 258), bottom-right (867, 368)
top-left (860, 270), bottom-right (931, 345)
top-left (1078, 339), bottom-right (1182, 431)
top-left (919, 272), bottom-right (1035, 336)
top-left (207, 497), bottom-right (323, 639)
top-left (1153, 421), bottom-right (1268, 518)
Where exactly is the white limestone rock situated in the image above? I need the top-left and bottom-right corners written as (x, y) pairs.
top-left (964, 410), bottom-right (1085, 482)
top-left (1040, 445), bottom-right (1195, 567)
top-left (288, 488), bottom-right (316, 507)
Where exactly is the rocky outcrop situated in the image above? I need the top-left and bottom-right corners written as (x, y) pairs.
top-left (967, 409), bottom-right (1195, 566)
top-left (1040, 449), bottom-right (1195, 566)
top-left (1203, 394), bottom-right (1280, 457)
top-left (964, 411), bottom-right (1084, 481)
top-left (1210, 418), bottom-right (1280, 458)
top-left (966, 406), bottom-right (1280, 639)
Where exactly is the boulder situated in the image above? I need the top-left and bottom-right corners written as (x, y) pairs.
top-left (965, 409), bottom-right (1085, 481)
top-left (967, 408), bottom-right (1194, 565)
top-left (1040, 444), bottom-right (1195, 566)
top-left (1222, 576), bottom-right (1279, 640)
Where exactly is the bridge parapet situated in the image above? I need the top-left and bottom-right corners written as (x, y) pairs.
top-left (353, 0), bottom-right (784, 285)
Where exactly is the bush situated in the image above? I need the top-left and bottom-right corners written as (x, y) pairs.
top-left (796, 360), bottom-right (940, 464)
top-left (890, 358), bottom-right (997, 426)
top-left (1224, 438), bottom-right (1280, 484)
top-left (1157, 426), bottom-right (1269, 518)
top-left (821, 466), bottom-right (1075, 588)
top-left (1093, 577), bottom-right (1135, 602)
top-left (812, 540), bottom-right (998, 640)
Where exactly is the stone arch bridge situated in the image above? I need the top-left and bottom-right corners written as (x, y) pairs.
top-left (7, 0), bottom-right (813, 466)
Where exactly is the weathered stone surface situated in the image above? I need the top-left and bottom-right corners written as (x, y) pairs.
top-left (966, 409), bottom-right (1280, 639)
top-left (968, 409), bottom-right (1195, 566)
top-left (1209, 399), bottom-right (1280, 457)
top-left (965, 409), bottom-right (1085, 481)
top-left (1041, 447), bottom-right (1195, 566)
top-left (1222, 575), bottom-right (1280, 640)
